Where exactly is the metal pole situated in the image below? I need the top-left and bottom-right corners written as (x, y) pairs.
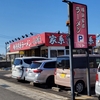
top-left (68, 2), bottom-right (75, 100)
top-left (62, 1), bottom-right (75, 99)
top-left (86, 48), bottom-right (91, 96)
top-left (85, 4), bottom-right (91, 95)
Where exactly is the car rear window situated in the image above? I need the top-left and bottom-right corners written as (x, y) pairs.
top-left (14, 59), bottom-right (23, 65)
top-left (30, 62), bottom-right (42, 69)
top-left (44, 61), bottom-right (56, 68)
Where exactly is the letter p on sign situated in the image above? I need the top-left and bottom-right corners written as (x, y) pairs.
top-left (78, 35), bottom-right (84, 42)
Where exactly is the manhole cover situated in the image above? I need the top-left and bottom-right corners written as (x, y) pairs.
top-left (0, 84), bottom-right (10, 88)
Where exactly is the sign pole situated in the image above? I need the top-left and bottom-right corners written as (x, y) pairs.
top-left (62, 1), bottom-right (75, 100)
top-left (86, 48), bottom-right (91, 96)
top-left (86, 5), bottom-right (91, 95)
top-left (68, 2), bottom-right (75, 100)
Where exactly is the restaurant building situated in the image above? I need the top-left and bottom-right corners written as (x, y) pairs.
top-left (7, 32), bottom-right (96, 60)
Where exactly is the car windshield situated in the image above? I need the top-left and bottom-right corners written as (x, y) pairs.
top-left (30, 62), bottom-right (42, 69)
top-left (14, 59), bottom-right (22, 65)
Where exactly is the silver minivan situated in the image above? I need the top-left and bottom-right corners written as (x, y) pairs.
top-left (12, 56), bottom-right (49, 81)
top-left (25, 59), bottom-right (56, 87)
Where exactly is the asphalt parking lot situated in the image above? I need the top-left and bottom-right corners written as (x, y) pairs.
top-left (0, 69), bottom-right (98, 100)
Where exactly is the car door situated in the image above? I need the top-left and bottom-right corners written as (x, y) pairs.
top-left (40, 61), bottom-right (56, 82)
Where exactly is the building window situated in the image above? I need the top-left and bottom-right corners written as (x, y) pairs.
top-left (58, 50), bottom-right (64, 56)
top-left (66, 49), bottom-right (69, 55)
top-left (41, 49), bottom-right (48, 57)
top-left (50, 50), bottom-right (64, 57)
top-left (50, 50), bottom-right (57, 57)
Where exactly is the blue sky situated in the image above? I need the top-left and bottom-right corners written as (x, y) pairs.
top-left (0, 0), bottom-right (100, 54)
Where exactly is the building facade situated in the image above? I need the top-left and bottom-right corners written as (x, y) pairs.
top-left (7, 32), bottom-right (96, 60)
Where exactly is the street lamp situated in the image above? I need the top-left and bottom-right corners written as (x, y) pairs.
top-left (30, 32), bottom-right (33, 35)
top-left (15, 38), bottom-right (17, 41)
top-left (12, 40), bottom-right (14, 42)
top-left (25, 34), bottom-right (28, 37)
top-left (9, 41), bottom-right (11, 43)
top-left (18, 37), bottom-right (20, 40)
top-left (22, 35), bottom-right (25, 38)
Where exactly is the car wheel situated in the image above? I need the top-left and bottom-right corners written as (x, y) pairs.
top-left (22, 77), bottom-right (26, 82)
top-left (98, 96), bottom-right (100, 100)
top-left (46, 76), bottom-right (54, 88)
top-left (34, 83), bottom-right (40, 87)
top-left (75, 81), bottom-right (85, 93)
top-left (17, 79), bottom-right (21, 82)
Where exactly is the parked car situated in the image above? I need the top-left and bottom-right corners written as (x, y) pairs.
top-left (95, 64), bottom-right (100, 100)
top-left (55, 54), bottom-right (100, 93)
top-left (25, 59), bottom-right (56, 87)
top-left (0, 56), bottom-right (3, 60)
top-left (12, 56), bottom-right (49, 81)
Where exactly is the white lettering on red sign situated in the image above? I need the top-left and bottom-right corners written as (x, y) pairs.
top-left (49, 35), bottom-right (57, 44)
top-left (88, 36), bottom-right (94, 45)
top-left (49, 35), bottom-right (65, 45)
top-left (58, 35), bottom-right (65, 44)
top-left (13, 40), bottom-right (31, 50)
top-left (76, 6), bottom-right (86, 34)
top-left (33, 35), bottom-right (41, 45)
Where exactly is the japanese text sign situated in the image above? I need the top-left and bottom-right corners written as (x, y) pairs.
top-left (88, 35), bottom-right (96, 46)
top-left (10, 33), bottom-right (45, 52)
top-left (72, 2), bottom-right (88, 48)
top-left (45, 33), bottom-right (69, 46)
top-left (10, 32), bottom-right (96, 52)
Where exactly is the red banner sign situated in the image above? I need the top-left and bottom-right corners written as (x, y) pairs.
top-left (72, 2), bottom-right (88, 48)
top-left (10, 32), bottom-right (96, 52)
top-left (10, 33), bottom-right (45, 52)
top-left (88, 34), bottom-right (96, 46)
top-left (45, 33), bottom-right (69, 46)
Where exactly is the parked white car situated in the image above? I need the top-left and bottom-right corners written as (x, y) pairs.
top-left (25, 59), bottom-right (56, 87)
top-left (12, 56), bottom-right (49, 81)
top-left (95, 63), bottom-right (100, 100)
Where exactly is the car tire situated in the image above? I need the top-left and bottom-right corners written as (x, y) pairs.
top-left (17, 79), bottom-right (21, 82)
top-left (34, 83), bottom-right (40, 87)
top-left (98, 96), bottom-right (100, 100)
top-left (75, 81), bottom-right (85, 93)
top-left (46, 76), bottom-right (54, 88)
top-left (22, 77), bottom-right (26, 82)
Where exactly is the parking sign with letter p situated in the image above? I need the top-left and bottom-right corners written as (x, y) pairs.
top-left (78, 34), bottom-right (84, 42)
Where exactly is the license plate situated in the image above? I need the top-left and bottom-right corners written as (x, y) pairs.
top-left (60, 73), bottom-right (66, 78)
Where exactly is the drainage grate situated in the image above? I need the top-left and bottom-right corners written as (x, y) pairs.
top-left (0, 84), bottom-right (10, 88)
